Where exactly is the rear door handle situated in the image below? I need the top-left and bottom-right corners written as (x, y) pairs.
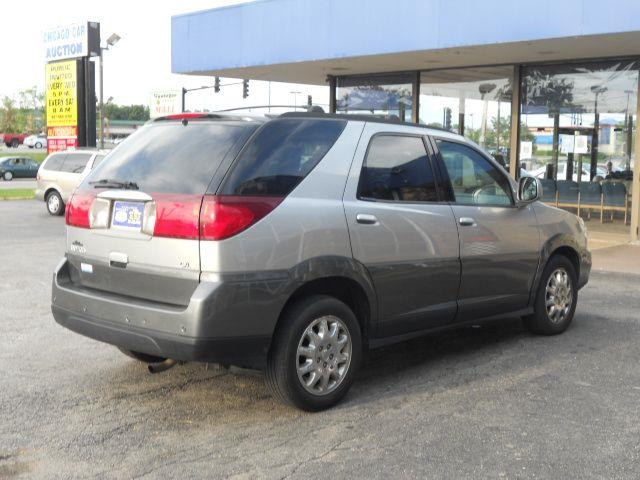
top-left (458, 217), bottom-right (476, 227)
top-left (356, 213), bottom-right (378, 225)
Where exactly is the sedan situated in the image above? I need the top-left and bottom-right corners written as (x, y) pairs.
top-left (0, 157), bottom-right (40, 180)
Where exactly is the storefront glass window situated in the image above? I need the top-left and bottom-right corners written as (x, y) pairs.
top-left (336, 74), bottom-right (414, 122)
top-left (419, 66), bottom-right (513, 167)
top-left (520, 60), bottom-right (638, 182)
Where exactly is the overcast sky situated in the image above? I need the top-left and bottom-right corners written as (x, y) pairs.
top-left (1, 0), bottom-right (329, 112)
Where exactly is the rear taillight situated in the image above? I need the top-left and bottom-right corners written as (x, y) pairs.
top-left (65, 191), bottom-right (95, 228)
top-left (152, 194), bottom-right (203, 239)
top-left (199, 195), bottom-right (283, 241)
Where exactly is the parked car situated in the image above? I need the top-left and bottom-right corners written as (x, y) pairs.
top-left (35, 150), bottom-right (108, 215)
top-left (530, 162), bottom-right (607, 181)
top-left (0, 156), bottom-right (40, 180)
top-left (1, 133), bottom-right (29, 148)
top-left (23, 134), bottom-right (47, 149)
top-left (51, 113), bottom-right (591, 411)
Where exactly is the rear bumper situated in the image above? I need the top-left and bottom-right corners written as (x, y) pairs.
top-left (51, 258), bottom-right (281, 368)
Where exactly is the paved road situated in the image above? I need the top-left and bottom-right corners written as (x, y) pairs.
top-left (1, 200), bottom-right (639, 479)
top-left (0, 179), bottom-right (37, 190)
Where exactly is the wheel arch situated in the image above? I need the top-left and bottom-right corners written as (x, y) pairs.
top-left (270, 256), bottom-right (378, 353)
top-left (529, 234), bottom-right (582, 307)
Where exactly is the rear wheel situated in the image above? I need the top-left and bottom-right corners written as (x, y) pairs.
top-left (11, 138), bottom-right (19, 148)
top-left (117, 347), bottom-right (166, 364)
top-left (266, 295), bottom-right (362, 411)
top-left (3, 171), bottom-right (12, 181)
top-left (35, 142), bottom-right (42, 149)
top-left (46, 191), bottom-right (64, 216)
top-left (523, 255), bottom-right (577, 335)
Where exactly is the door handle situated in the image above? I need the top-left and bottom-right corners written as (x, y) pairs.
top-left (356, 213), bottom-right (378, 225)
top-left (458, 217), bottom-right (476, 227)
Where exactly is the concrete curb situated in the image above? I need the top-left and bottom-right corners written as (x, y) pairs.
top-left (0, 196), bottom-right (35, 201)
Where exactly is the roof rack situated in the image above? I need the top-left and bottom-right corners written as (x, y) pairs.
top-left (153, 112), bottom-right (266, 123)
top-left (278, 111), bottom-right (451, 132)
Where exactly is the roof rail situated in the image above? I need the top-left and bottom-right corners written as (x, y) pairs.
top-left (153, 112), bottom-right (266, 122)
top-left (278, 111), bottom-right (450, 132)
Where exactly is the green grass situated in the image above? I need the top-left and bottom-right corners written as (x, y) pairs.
top-left (0, 151), bottom-right (47, 164)
top-left (0, 188), bottom-right (35, 200)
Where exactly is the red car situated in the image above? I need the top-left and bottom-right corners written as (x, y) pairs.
top-left (1, 133), bottom-right (29, 148)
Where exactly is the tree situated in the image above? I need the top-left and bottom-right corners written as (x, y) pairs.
top-left (0, 96), bottom-right (19, 134)
top-left (104, 103), bottom-right (150, 121)
top-left (18, 86), bottom-right (45, 132)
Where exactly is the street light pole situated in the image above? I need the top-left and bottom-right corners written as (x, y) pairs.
top-left (99, 49), bottom-right (104, 149)
top-left (99, 33), bottom-right (121, 149)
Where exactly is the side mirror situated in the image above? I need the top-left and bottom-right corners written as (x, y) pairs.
top-left (517, 176), bottom-right (540, 205)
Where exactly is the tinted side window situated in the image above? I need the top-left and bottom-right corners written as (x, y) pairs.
top-left (60, 153), bottom-right (93, 173)
top-left (437, 140), bottom-right (513, 206)
top-left (43, 154), bottom-right (66, 171)
top-left (358, 135), bottom-right (438, 202)
top-left (221, 118), bottom-right (346, 196)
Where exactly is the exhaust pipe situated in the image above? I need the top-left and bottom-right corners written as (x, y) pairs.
top-left (148, 358), bottom-right (178, 374)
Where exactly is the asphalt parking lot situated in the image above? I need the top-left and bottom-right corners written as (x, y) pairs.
top-left (1, 200), bottom-right (639, 479)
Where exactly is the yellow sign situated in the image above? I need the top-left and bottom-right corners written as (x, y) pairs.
top-left (46, 60), bottom-right (78, 127)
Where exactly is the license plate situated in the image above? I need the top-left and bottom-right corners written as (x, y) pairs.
top-left (112, 201), bottom-right (144, 230)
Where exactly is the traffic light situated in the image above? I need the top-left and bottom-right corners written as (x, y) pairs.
top-left (242, 79), bottom-right (249, 99)
top-left (444, 107), bottom-right (452, 130)
top-left (214, 77), bottom-right (220, 93)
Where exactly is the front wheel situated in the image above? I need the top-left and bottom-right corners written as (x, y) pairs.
top-left (3, 171), bottom-right (13, 181)
top-left (523, 255), bottom-right (578, 335)
top-left (266, 295), bottom-right (362, 411)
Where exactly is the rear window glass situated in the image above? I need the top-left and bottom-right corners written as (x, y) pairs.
top-left (92, 154), bottom-right (106, 169)
top-left (61, 153), bottom-right (93, 173)
top-left (82, 122), bottom-right (258, 194)
top-left (43, 154), bottom-right (66, 171)
top-left (220, 118), bottom-right (346, 196)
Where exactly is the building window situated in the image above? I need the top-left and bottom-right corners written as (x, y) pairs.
top-left (520, 60), bottom-right (638, 182)
top-left (336, 74), bottom-right (415, 122)
top-left (419, 66), bottom-right (514, 168)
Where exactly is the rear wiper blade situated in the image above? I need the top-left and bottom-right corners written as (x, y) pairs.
top-left (89, 178), bottom-right (139, 190)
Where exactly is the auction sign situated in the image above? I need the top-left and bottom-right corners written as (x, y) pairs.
top-left (149, 90), bottom-right (182, 119)
top-left (46, 60), bottom-right (79, 152)
top-left (43, 22), bottom-right (100, 62)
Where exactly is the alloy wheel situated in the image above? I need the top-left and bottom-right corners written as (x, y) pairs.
top-left (296, 315), bottom-right (352, 396)
top-left (545, 268), bottom-right (573, 324)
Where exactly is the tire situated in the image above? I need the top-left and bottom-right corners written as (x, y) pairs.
top-left (3, 171), bottom-right (12, 181)
top-left (11, 138), bottom-right (19, 148)
top-left (266, 295), bottom-right (362, 411)
top-left (45, 190), bottom-right (64, 216)
top-left (523, 255), bottom-right (578, 335)
top-left (117, 347), bottom-right (166, 364)
top-left (35, 142), bottom-right (42, 149)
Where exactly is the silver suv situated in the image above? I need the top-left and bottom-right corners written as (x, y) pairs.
top-left (51, 113), bottom-right (591, 411)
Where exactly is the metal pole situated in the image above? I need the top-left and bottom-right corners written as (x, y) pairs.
top-left (99, 49), bottom-right (104, 149)
top-left (268, 82), bottom-right (271, 113)
top-left (508, 65), bottom-right (521, 180)
top-left (630, 76), bottom-right (640, 242)
top-left (181, 87), bottom-right (186, 113)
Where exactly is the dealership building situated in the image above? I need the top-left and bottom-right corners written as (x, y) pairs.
top-left (172, 0), bottom-right (640, 241)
